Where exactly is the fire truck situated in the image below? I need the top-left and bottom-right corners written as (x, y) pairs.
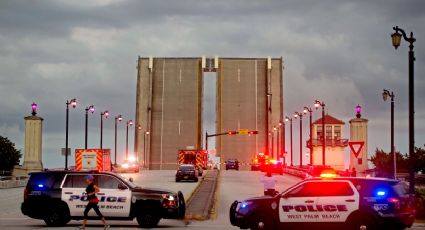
top-left (250, 152), bottom-right (269, 171)
top-left (177, 149), bottom-right (208, 175)
top-left (75, 149), bottom-right (111, 171)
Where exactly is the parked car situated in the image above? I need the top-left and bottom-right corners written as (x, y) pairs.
top-left (231, 176), bottom-right (416, 230)
top-left (268, 160), bottom-right (284, 175)
top-left (21, 170), bottom-right (185, 228)
top-left (175, 164), bottom-right (199, 182)
top-left (225, 159), bottom-right (239, 170)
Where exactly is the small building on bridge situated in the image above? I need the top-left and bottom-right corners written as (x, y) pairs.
top-left (309, 114), bottom-right (348, 170)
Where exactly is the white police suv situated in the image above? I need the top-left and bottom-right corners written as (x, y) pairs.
top-left (21, 170), bottom-right (185, 227)
top-left (230, 176), bottom-right (416, 230)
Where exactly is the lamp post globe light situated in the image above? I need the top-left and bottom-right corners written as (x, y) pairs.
top-left (100, 110), bottom-right (109, 149)
top-left (84, 105), bottom-right (95, 149)
top-left (383, 89), bottom-right (396, 179)
top-left (294, 112), bottom-right (303, 167)
top-left (65, 98), bottom-right (77, 170)
top-left (285, 116), bottom-right (293, 166)
top-left (391, 26), bottom-right (416, 194)
top-left (31, 102), bottom-right (37, 116)
top-left (126, 120), bottom-right (133, 160)
top-left (114, 115), bottom-right (123, 166)
top-left (314, 100), bottom-right (326, 165)
top-left (303, 107), bottom-right (313, 165)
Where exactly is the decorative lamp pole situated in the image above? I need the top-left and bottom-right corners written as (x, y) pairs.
top-left (65, 98), bottom-right (77, 170)
top-left (285, 116), bottom-right (293, 166)
top-left (278, 122), bottom-right (283, 159)
top-left (303, 107), bottom-right (313, 165)
top-left (126, 120), bottom-right (133, 160)
top-left (114, 115), bottom-right (123, 166)
top-left (314, 100), bottom-right (326, 165)
top-left (84, 105), bottom-right (95, 149)
top-left (294, 112), bottom-right (303, 167)
top-left (100, 110), bottom-right (109, 149)
top-left (391, 25), bottom-right (416, 194)
top-left (144, 131), bottom-right (150, 168)
top-left (383, 90), bottom-right (396, 179)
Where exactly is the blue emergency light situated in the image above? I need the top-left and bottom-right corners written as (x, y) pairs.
top-left (38, 184), bottom-right (44, 188)
top-left (377, 191), bottom-right (386, 196)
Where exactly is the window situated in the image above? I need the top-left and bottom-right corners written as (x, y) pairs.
top-left (97, 175), bottom-right (123, 189)
top-left (287, 181), bottom-right (354, 197)
top-left (62, 174), bottom-right (87, 188)
top-left (334, 126), bottom-right (341, 139)
top-left (28, 173), bottom-right (64, 190)
top-left (326, 126), bottom-right (332, 140)
top-left (317, 125), bottom-right (323, 140)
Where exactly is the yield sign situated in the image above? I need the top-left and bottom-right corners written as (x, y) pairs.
top-left (349, 141), bottom-right (365, 158)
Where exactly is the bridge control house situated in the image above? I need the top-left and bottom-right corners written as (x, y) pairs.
top-left (308, 114), bottom-right (348, 170)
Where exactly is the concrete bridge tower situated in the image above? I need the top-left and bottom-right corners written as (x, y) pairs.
top-left (349, 105), bottom-right (369, 176)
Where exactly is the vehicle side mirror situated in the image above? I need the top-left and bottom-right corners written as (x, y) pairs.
top-left (118, 183), bottom-right (127, 190)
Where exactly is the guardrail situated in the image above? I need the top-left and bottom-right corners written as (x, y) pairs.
top-left (283, 166), bottom-right (309, 179)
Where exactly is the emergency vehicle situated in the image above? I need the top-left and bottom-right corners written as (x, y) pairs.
top-left (75, 149), bottom-right (111, 171)
top-left (251, 153), bottom-right (269, 171)
top-left (230, 175), bottom-right (416, 230)
top-left (177, 149), bottom-right (208, 175)
top-left (21, 170), bottom-right (185, 228)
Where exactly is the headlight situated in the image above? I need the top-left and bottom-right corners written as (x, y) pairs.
top-left (237, 201), bottom-right (252, 211)
top-left (122, 163), bottom-right (129, 168)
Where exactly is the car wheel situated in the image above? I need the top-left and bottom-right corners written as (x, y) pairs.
top-left (194, 177), bottom-right (198, 182)
top-left (175, 178), bottom-right (180, 182)
top-left (250, 212), bottom-right (274, 230)
top-left (43, 204), bottom-right (70, 227)
top-left (177, 191), bottom-right (186, 219)
top-left (347, 214), bottom-right (378, 230)
top-left (136, 208), bottom-right (161, 228)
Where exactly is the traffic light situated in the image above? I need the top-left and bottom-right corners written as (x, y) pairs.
top-left (227, 131), bottom-right (238, 135)
top-left (248, 130), bottom-right (258, 135)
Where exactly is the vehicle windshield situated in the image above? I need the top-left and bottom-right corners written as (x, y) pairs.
top-left (114, 173), bottom-right (138, 188)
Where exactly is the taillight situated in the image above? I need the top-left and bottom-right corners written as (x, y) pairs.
top-left (388, 197), bottom-right (400, 210)
top-left (24, 187), bottom-right (28, 201)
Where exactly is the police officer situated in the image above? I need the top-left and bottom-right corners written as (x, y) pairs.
top-left (260, 170), bottom-right (277, 196)
top-left (79, 175), bottom-right (110, 230)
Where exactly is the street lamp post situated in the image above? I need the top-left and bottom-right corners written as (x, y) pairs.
top-left (100, 110), bottom-right (109, 149)
top-left (84, 105), bottom-right (95, 149)
top-left (114, 115), bottom-right (123, 166)
top-left (65, 98), bottom-right (77, 170)
top-left (278, 122), bottom-right (283, 159)
top-left (314, 100), bottom-right (326, 165)
top-left (383, 90), bottom-right (396, 179)
top-left (391, 26), bottom-right (416, 194)
top-left (126, 120), bottom-right (133, 160)
top-left (294, 112), bottom-right (303, 167)
top-left (303, 107), bottom-right (313, 165)
top-left (144, 131), bottom-right (150, 168)
top-left (285, 116), bottom-right (293, 166)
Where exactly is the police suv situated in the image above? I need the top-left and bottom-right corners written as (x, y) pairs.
top-left (230, 176), bottom-right (416, 230)
top-left (21, 170), bottom-right (185, 227)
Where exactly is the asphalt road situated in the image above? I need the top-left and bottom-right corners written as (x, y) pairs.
top-left (0, 170), bottom-right (424, 230)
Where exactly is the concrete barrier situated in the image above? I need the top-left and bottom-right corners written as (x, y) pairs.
top-left (0, 178), bottom-right (28, 188)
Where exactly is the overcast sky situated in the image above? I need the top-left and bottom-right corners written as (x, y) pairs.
top-left (0, 0), bottom-right (424, 168)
